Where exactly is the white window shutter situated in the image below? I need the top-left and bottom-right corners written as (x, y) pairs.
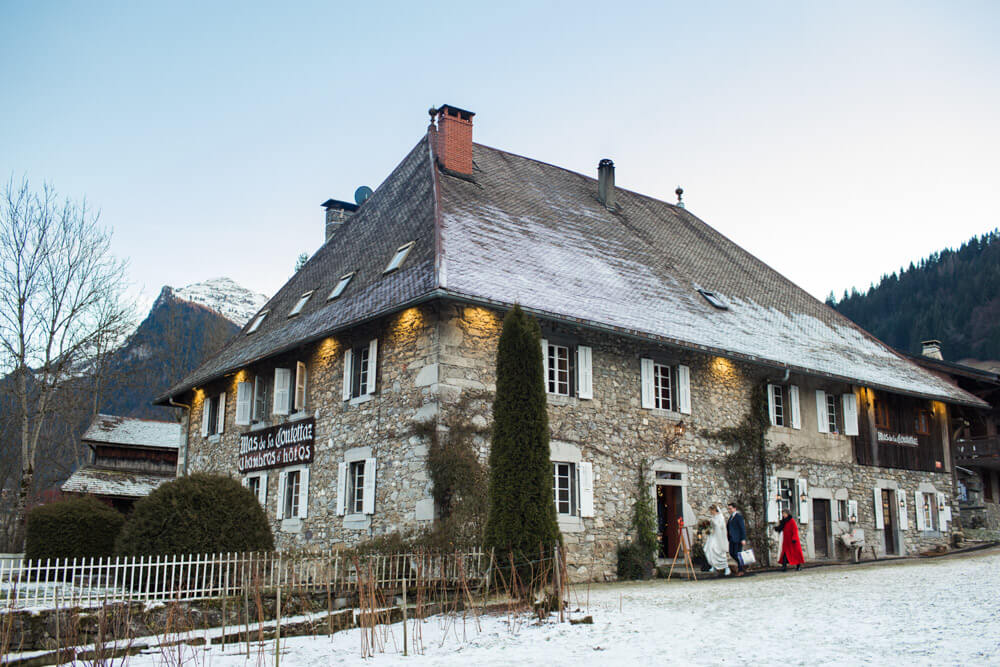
top-left (897, 491), bottom-right (909, 531)
top-left (578, 462), bottom-right (594, 517)
top-left (236, 382), bottom-right (252, 425)
top-left (299, 467), bottom-right (310, 519)
top-left (914, 491), bottom-right (925, 531)
top-left (258, 472), bottom-right (268, 506)
top-left (241, 477), bottom-right (248, 488)
top-left (767, 384), bottom-right (778, 426)
top-left (640, 358), bottom-right (655, 409)
top-left (336, 462), bottom-right (347, 516)
top-left (937, 492), bottom-right (949, 530)
top-left (366, 339), bottom-right (378, 395)
top-left (842, 393), bottom-right (859, 436)
top-left (797, 478), bottom-right (809, 523)
top-left (294, 361), bottom-right (307, 411)
top-left (277, 470), bottom-right (287, 520)
top-left (766, 475), bottom-right (779, 522)
top-left (677, 365), bottom-right (692, 415)
top-left (362, 458), bottom-right (377, 514)
top-left (847, 499), bottom-right (858, 523)
top-left (217, 392), bottom-right (226, 434)
top-left (273, 368), bottom-right (291, 415)
top-left (815, 390), bottom-right (828, 433)
top-left (873, 487), bottom-right (884, 529)
top-left (789, 385), bottom-right (801, 429)
top-left (342, 349), bottom-right (353, 401)
top-left (540, 338), bottom-right (549, 391)
top-left (201, 398), bottom-right (210, 437)
top-left (576, 346), bottom-right (593, 399)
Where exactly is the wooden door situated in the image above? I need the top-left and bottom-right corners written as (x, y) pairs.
top-left (881, 489), bottom-right (897, 554)
top-left (812, 499), bottom-right (831, 558)
top-left (656, 485), bottom-right (682, 558)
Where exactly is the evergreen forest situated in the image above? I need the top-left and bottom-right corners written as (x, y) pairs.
top-left (831, 229), bottom-right (1000, 361)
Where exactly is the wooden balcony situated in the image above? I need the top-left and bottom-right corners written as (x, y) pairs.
top-left (955, 435), bottom-right (1000, 467)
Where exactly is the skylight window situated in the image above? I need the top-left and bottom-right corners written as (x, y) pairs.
top-left (328, 272), bottom-right (355, 300)
top-left (698, 289), bottom-right (729, 310)
top-left (247, 310), bottom-right (269, 334)
top-left (384, 242), bottom-right (415, 274)
top-left (288, 291), bottom-right (313, 317)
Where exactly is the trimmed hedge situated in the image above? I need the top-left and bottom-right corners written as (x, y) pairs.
top-left (115, 473), bottom-right (273, 556)
top-left (25, 495), bottom-right (125, 560)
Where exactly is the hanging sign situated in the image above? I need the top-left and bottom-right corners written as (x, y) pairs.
top-left (876, 430), bottom-right (919, 447)
top-left (238, 418), bottom-right (315, 473)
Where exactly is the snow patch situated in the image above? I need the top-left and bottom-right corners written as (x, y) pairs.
top-left (170, 277), bottom-right (267, 327)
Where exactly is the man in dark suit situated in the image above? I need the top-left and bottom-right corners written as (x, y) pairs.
top-left (727, 501), bottom-right (748, 576)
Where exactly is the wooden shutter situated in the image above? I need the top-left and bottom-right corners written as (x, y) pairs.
top-left (276, 470), bottom-right (287, 520)
top-left (257, 472), bottom-right (268, 505)
top-left (217, 392), bottom-right (226, 434)
top-left (766, 475), bottom-right (779, 522)
top-left (842, 393), bottom-right (859, 436)
top-left (362, 458), bottom-right (377, 514)
top-left (235, 382), bottom-right (252, 425)
top-left (767, 384), bottom-right (778, 426)
top-left (201, 398), bottom-right (210, 437)
top-left (640, 358), bottom-right (655, 409)
top-left (937, 492), bottom-right (949, 530)
top-left (299, 467), bottom-right (310, 519)
top-left (797, 478), bottom-right (809, 523)
top-left (336, 462), bottom-right (347, 516)
top-left (342, 349), bottom-right (353, 401)
top-left (576, 346), bottom-right (593, 399)
top-left (847, 499), bottom-right (858, 523)
top-left (677, 365), bottom-right (691, 414)
top-left (815, 390), bottom-right (828, 433)
top-left (897, 490), bottom-right (909, 530)
top-left (873, 487), bottom-right (884, 529)
top-left (366, 339), bottom-right (378, 395)
top-left (578, 462), bottom-right (594, 517)
top-left (294, 361), bottom-right (307, 411)
top-left (914, 491), bottom-right (925, 531)
top-left (273, 368), bottom-right (291, 415)
top-left (789, 385), bottom-right (801, 429)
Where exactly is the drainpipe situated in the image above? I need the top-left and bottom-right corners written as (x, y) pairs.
top-left (169, 397), bottom-right (191, 477)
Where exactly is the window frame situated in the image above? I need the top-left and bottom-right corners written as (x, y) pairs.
top-left (247, 310), bottom-right (268, 334)
top-left (327, 272), bottom-right (355, 300)
top-left (922, 492), bottom-right (937, 531)
top-left (552, 461), bottom-right (578, 517)
top-left (873, 399), bottom-right (891, 429)
top-left (545, 342), bottom-right (573, 396)
top-left (826, 393), bottom-right (840, 434)
top-left (349, 460), bottom-right (366, 515)
top-left (772, 385), bottom-right (786, 427)
top-left (914, 410), bottom-right (931, 436)
top-left (252, 375), bottom-right (270, 423)
top-left (206, 394), bottom-right (220, 435)
top-left (384, 241), bottom-right (415, 274)
top-left (697, 288), bottom-right (729, 310)
top-left (288, 291), bottom-right (313, 318)
top-left (284, 469), bottom-right (301, 519)
top-left (778, 477), bottom-right (796, 517)
top-left (350, 345), bottom-right (371, 399)
top-left (653, 362), bottom-right (674, 411)
top-left (837, 499), bottom-right (848, 522)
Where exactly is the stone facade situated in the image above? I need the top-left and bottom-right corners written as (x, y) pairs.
top-left (182, 301), bottom-right (958, 580)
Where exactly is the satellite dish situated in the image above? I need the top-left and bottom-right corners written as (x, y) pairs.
top-left (354, 186), bottom-right (373, 205)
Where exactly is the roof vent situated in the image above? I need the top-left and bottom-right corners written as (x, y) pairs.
top-left (598, 159), bottom-right (615, 209)
top-left (698, 289), bottom-right (728, 310)
top-left (921, 340), bottom-right (943, 360)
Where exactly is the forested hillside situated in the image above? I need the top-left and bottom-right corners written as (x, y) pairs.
top-left (831, 230), bottom-right (1000, 361)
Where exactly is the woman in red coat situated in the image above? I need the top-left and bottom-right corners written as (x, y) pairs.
top-left (775, 509), bottom-right (805, 571)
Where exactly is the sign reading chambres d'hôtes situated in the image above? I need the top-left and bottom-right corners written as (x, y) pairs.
top-left (238, 418), bottom-right (314, 473)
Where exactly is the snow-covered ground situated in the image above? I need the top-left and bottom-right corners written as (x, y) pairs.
top-left (116, 549), bottom-right (1000, 667)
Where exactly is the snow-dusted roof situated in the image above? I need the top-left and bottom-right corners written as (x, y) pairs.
top-left (159, 132), bottom-right (985, 408)
top-left (82, 414), bottom-right (182, 449)
top-left (61, 467), bottom-right (174, 498)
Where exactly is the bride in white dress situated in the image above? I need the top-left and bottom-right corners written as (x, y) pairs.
top-left (704, 505), bottom-right (731, 576)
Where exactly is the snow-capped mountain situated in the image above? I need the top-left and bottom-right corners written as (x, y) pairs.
top-left (164, 277), bottom-right (267, 327)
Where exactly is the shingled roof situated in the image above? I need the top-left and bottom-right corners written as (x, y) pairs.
top-left (158, 124), bottom-right (985, 408)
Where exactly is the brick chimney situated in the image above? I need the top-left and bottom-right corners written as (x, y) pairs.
top-left (322, 199), bottom-right (358, 242)
top-left (433, 105), bottom-right (475, 175)
top-left (921, 339), bottom-right (943, 360)
top-left (597, 159), bottom-right (615, 209)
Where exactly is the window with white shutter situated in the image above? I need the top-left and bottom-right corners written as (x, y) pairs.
top-left (245, 472), bottom-right (267, 506)
top-left (576, 346), bottom-right (593, 399)
top-left (273, 368), bottom-right (291, 415)
top-left (552, 462), bottom-right (578, 516)
top-left (236, 382), bottom-right (252, 425)
top-left (768, 384), bottom-right (782, 426)
top-left (842, 393), bottom-right (859, 436)
top-left (252, 376), bottom-right (270, 423)
top-left (815, 390), bottom-right (829, 433)
top-left (789, 385), bottom-right (801, 429)
top-left (294, 361), bottom-right (307, 411)
top-left (578, 462), bottom-right (594, 517)
top-left (797, 478), bottom-right (809, 523)
top-left (362, 458), bottom-right (377, 515)
top-left (347, 339), bottom-right (378, 399)
top-left (873, 487), bottom-right (884, 529)
top-left (677, 365), bottom-right (691, 415)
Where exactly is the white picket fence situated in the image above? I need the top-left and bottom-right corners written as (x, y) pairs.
top-left (0, 549), bottom-right (488, 610)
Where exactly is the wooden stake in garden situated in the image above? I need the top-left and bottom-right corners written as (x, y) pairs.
top-left (274, 587), bottom-right (281, 667)
top-left (666, 517), bottom-right (697, 581)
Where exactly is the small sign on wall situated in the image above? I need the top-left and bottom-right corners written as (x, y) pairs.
top-left (238, 418), bottom-right (315, 473)
top-left (876, 430), bottom-right (919, 447)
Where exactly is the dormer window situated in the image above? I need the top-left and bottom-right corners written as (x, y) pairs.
top-left (698, 289), bottom-right (728, 310)
top-left (288, 291), bottom-right (313, 317)
top-left (328, 272), bottom-right (355, 300)
top-left (247, 310), bottom-right (268, 334)
top-left (384, 242), bottom-right (415, 274)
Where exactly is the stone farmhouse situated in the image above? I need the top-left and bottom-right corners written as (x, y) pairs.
top-left (157, 105), bottom-right (987, 579)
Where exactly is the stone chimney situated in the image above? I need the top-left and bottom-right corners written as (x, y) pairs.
top-left (322, 199), bottom-right (359, 242)
top-left (922, 339), bottom-right (943, 360)
top-left (598, 159), bottom-right (615, 209)
top-left (432, 105), bottom-right (475, 175)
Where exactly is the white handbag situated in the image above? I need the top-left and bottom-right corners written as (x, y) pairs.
top-left (737, 548), bottom-right (756, 566)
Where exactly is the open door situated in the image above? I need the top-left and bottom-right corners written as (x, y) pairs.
top-left (881, 489), bottom-right (897, 555)
top-left (656, 485), bottom-right (683, 559)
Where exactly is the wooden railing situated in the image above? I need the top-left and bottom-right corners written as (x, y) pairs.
top-left (955, 435), bottom-right (1000, 462)
top-left (0, 549), bottom-right (488, 610)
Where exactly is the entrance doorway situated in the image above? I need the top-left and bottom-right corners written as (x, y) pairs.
top-left (812, 499), bottom-right (831, 558)
top-left (656, 484), bottom-right (683, 559)
top-left (881, 489), bottom-right (897, 555)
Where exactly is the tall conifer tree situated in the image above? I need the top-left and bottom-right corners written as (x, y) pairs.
top-left (484, 305), bottom-right (560, 562)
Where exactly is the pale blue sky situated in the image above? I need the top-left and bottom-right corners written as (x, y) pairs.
top-left (2, 1), bottom-right (999, 307)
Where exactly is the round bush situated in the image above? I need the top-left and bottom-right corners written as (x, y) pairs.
top-left (26, 495), bottom-right (125, 560)
top-left (115, 474), bottom-right (274, 556)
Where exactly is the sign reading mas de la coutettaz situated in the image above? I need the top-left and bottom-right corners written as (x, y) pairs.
top-left (238, 418), bottom-right (314, 473)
